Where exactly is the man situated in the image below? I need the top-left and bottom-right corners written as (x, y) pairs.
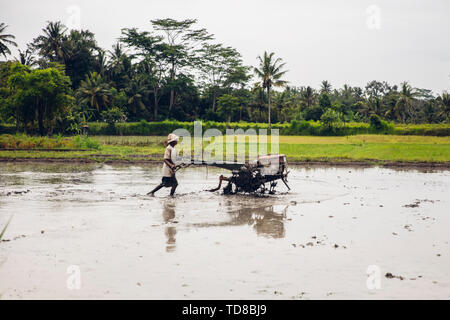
top-left (147, 133), bottom-right (179, 197)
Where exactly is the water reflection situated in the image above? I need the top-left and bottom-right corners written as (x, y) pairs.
top-left (162, 200), bottom-right (177, 252)
top-left (168, 197), bottom-right (290, 239)
top-left (225, 201), bottom-right (288, 238)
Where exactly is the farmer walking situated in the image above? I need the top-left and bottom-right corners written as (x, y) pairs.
top-left (147, 133), bottom-right (179, 197)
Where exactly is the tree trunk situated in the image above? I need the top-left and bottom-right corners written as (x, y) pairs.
top-left (267, 87), bottom-right (271, 129)
top-left (212, 88), bottom-right (217, 112)
top-left (38, 106), bottom-right (44, 136)
top-left (169, 62), bottom-right (175, 114)
top-left (169, 89), bottom-right (175, 113)
top-left (15, 110), bottom-right (20, 133)
top-left (153, 87), bottom-right (159, 121)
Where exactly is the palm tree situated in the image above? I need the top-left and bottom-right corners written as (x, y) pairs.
top-left (108, 42), bottom-right (128, 73)
top-left (32, 21), bottom-right (68, 63)
top-left (125, 75), bottom-right (150, 118)
top-left (16, 48), bottom-right (36, 66)
top-left (76, 72), bottom-right (112, 113)
top-left (254, 51), bottom-right (288, 128)
top-left (108, 42), bottom-right (132, 89)
top-left (95, 49), bottom-right (107, 76)
top-left (301, 86), bottom-right (316, 109)
top-left (387, 82), bottom-right (417, 123)
top-left (437, 92), bottom-right (450, 121)
top-left (249, 84), bottom-right (267, 122)
top-left (0, 23), bottom-right (17, 59)
top-left (320, 80), bottom-right (332, 94)
top-left (341, 84), bottom-right (353, 101)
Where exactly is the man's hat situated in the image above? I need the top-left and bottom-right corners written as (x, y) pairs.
top-left (167, 133), bottom-right (179, 143)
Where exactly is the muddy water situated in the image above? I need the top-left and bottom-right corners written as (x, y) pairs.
top-left (0, 163), bottom-right (449, 299)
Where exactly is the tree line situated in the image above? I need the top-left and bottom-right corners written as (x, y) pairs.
top-left (0, 20), bottom-right (449, 135)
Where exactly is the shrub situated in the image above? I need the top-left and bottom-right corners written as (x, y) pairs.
top-left (72, 135), bottom-right (100, 150)
top-left (369, 114), bottom-right (393, 133)
top-left (0, 123), bottom-right (16, 134)
top-left (101, 107), bottom-right (127, 124)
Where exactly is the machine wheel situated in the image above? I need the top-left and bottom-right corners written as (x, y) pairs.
top-left (223, 182), bottom-right (233, 195)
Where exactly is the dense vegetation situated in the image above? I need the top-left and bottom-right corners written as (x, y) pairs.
top-left (0, 19), bottom-right (449, 136)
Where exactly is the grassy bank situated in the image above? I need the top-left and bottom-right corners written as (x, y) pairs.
top-left (0, 134), bottom-right (449, 165)
top-left (2, 121), bottom-right (450, 136)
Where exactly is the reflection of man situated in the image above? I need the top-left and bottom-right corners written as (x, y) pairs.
top-left (162, 200), bottom-right (177, 252)
top-left (165, 227), bottom-right (176, 253)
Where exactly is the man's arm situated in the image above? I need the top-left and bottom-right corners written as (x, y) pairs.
top-left (163, 146), bottom-right (175, 172)
top-left (164, 158), bottom-right (175, 169)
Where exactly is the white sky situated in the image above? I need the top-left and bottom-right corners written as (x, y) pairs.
top-left (2, 0), bottom-right (450, 93)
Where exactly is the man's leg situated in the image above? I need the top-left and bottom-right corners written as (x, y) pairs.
top-left (147, 183), bottom-right (164, 195)
top-left (169, 177), bottom-right (178, 196)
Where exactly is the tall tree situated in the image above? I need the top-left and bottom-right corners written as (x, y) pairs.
top-left (254, 51), bottom-right (288, 128)
top-left (0, 23), bottom-right (17, 59)
top-left (63, 29), bottom-right (99, 88)
top-left (125, 74), bottom-right (151, 120)
top-left (16, 48), bottom-right (37, 67)
top-left (32, 21), bottom-right (69, 63)
top-left (7, 63), bottom-right (73, 135)
top-left (320, 80), bottom-right (332, 94)
top-left (120, 29), bottom-right (165, 119)
top-left (437, 92), bottom-right (450, 121)
top-left (107, 42), bottom-right (133, 89)
top-left (75, 72), bottom-right (112, 114)
top-left (217, 94), bottom-right (240, 122)
top-left (249, 84), bottom-right (267, 122)
top-left (387, 82), bottom-right (417, 123)
top-left (95, 49), bottom-right (107, 76)
top-left (199, 43), bottom-right (248, 112)
top-left (150, 18), bottom-right (213, 114)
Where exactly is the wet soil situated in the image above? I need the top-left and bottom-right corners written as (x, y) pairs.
top-left (0, 163), bottom-right (449, 299)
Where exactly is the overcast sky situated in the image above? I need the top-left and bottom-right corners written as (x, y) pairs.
top-left (2, 0), bottom-right (450, 93)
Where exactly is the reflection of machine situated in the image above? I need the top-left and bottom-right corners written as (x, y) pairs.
top-left (229, 204), bottom-right (288, 238)
top-left (175, 154), bottom-right (290, 195)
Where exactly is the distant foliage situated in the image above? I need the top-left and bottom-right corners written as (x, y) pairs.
top-left (0, 134), bottom-right (99, 149)
top-left (1, 19), bottom-right (449, 138)
top-left (82, 120), bottom-right (449, 137)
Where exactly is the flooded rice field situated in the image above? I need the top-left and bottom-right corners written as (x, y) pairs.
top-left (0, 162), bottom-right (449, 299)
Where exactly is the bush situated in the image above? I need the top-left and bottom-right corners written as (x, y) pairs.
top-left (369, 114), bottom-right (393, 133)
top-left (101, 107), bottom-right (127, 124)
top-left (0, 123), bottom-right (16, 134)
top-left (73, 135), bottom-right (100, 150)
top-left (392, 124), bottom-right (450, 136)
top-left (0, 134), bottom-right (73, 149)
top-left (319, 109), bottom-right (344, 135)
